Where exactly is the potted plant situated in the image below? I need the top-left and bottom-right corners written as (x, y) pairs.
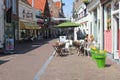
top-left (90, 46), bottom-right (98, 60)
top-left (95, 50), bottom-right (107, 68)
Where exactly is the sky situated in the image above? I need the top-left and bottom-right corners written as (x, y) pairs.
top-left (53, 0), bottom-right (74, 18)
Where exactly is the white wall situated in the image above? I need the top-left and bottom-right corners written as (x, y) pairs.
top-left (74, 3), bottom-right (89, 40)
top-left (19, 1), bottom-right (36, 22)
top-left (0, 0), bottom-right (5, 44)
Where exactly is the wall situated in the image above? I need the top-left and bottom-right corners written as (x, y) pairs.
top-left (19, 1), bottom-right (35, 22)
top-left (118, 29), bottom-right (120, 57)
top-left (0, 0), bottom-right (4, 43)
top-left (104, 30), bottom-right (112, 53)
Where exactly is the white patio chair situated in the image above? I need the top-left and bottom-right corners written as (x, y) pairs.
top-left (64, 42), bottom-right (70, 53)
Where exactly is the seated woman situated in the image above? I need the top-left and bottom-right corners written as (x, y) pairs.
top-left (88, 35), bottom-right (96, 46)
top-left (83, 35), bottom-right (95, 56)
top-left (84, 34), bottom-right (89, 42)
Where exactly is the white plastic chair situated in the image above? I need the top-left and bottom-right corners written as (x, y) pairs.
top-left (64, 42), bottom-right (70, 53)
top-left (69, 40), bottom-right (73, 46)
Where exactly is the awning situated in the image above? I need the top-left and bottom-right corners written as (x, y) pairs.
top-left (31, 23), bottom-right (41, 29)
top-left (52, 17), bottom-right (70, 21)
top-left (20, 21), bottom-right (41, 30)
top-left (55, 21), bottom-right (80, 28)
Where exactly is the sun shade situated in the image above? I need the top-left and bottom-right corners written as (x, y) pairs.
top-left (55, 21), bottom-right (80, 28)
top-left (20, 21), bottom-right (41, 30)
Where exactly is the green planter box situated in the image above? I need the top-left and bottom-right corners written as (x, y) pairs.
top-left (95, 54), bottom-right (106, 68)
top-left (96, 58), bottom-right (105, 68)
top-left (91, 53), bottom-right (96, 60)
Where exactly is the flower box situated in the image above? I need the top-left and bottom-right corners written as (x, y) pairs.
top-left (90, 46), bottom-right (107, 68)
top-left (94, 50), bottom-right (107, 68)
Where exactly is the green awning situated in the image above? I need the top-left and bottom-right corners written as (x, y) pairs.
top-left (55, 21), bottom-right (80, 28)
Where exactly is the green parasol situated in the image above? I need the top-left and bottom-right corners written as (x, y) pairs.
top-left (55, 21), bottom-right (80, 28)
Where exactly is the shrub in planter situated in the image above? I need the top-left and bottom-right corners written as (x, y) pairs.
top-left (95, 50), bottom-right (107, 68)
top-left (90, 46), bottom-right (98, 60)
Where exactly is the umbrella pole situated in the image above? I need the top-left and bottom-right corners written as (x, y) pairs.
top-left (74, 27), bottom-right (77, 41)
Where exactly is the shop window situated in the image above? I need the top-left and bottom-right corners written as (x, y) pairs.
top-left (6, 0), bottom-right (11, 9)
top-left (12, 0), bottom-right (17, 14)
top-left (106, 4), bottom-right (111, 30)
top-left (84, 9), bottom-right (87, 17)
top-left (93, 9), bottom-right (97, 24)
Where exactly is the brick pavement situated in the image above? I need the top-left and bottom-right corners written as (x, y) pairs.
top-left (0, 38), bottom-right (54, 60)
top-left (0, 38), bottom-right (57, 80)
top-left (0, 39), bottom-right (120, 80)
top-left (40, 47), bottom-right (120, 80)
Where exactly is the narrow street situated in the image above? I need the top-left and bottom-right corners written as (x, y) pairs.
top-left (0, 38), bottom-right (57, 80)
top-left (0, 39), bottom-right (120, 80)
top-left (0, 0), bottom-right (120, 80)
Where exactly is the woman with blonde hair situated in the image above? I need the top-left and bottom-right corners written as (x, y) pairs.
top-left (89, 35), bottom-right (94, 42)
top-left (83, 34), bottom-right (95, 57)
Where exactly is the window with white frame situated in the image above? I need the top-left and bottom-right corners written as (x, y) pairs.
top-left (105, 3), bottom-right (111, 30)
top-left (6, 0), bottom-right (11, 9)
top-left (12, 0), bottom-right (16, 14)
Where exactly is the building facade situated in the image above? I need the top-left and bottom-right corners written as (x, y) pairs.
top-left (73, 0), bottom-right (89, 40)
top-left (27, 0), bottom-right (51, 38)
top-left (3, 0), bottom-right (19, 52)
top-left (87, 0), bottom-right (103, 49)
top-left (87, 0), bottom-right (120, 61)
top-left (19, 0), bottom-right (40, 41)
top-left (73, 0), bottom-right (120, 61)
top-left (0, 0), bottom-right (5, 48)
top-left (101, 0), bottom-right (120, 60)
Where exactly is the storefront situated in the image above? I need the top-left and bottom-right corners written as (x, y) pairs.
top-left (104, 1), bottom-right (112, 54)
top-left (102, 0), bottom-right (120, 59)
top-left (111, 0), bottom-right (119, 59)
top-left (19, 21), bottom-right (40, 41)
top-left (87, 0), bottom-right (102, 49)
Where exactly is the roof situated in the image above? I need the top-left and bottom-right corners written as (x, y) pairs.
top-left (27, 0), bottom-right (47, 13)
top-left (54, 1), bottom-right (61, 9)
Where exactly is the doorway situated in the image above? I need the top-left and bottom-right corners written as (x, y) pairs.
top-left (113, 13), bottom-right (119, 59)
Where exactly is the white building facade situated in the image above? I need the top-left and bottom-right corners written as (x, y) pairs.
top-left (87, 0), bottom-right (104, 49)
top-left (0, 0), bottom-right (5, 48)
top-left (73, 0), bottom-right (89, 40)
top-left (19, 0), bottom-right (40, 41)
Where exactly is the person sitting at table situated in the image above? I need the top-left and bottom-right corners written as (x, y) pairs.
top-left (88, 34), bottom-right (96, 45)
top-left (84, 34), bottom-right (89, 42)
top-left (84, 34), bottom-right (95, 56)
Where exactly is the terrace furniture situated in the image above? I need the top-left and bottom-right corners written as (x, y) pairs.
top-left (53, 42), bottom-right (65, 56)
